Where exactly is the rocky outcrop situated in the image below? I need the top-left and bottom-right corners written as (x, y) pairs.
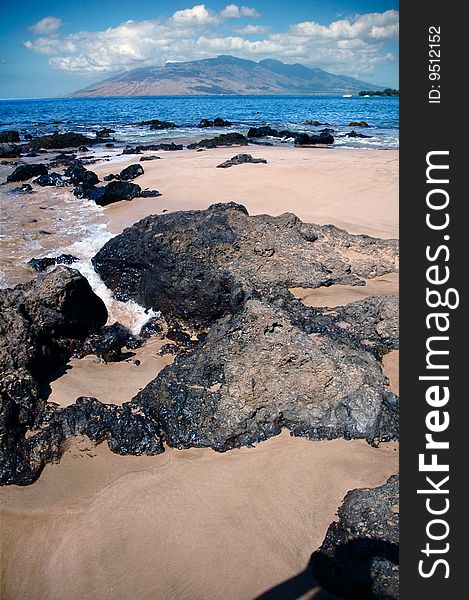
top-left (305, 295), bottom-right (399, 358)
top-left (0, 130), bottom-right (20, 143)
top-left (199, 117), bottom-right (232, 128)
top-left (6, 163), bottom-right (48, 182)
top-left (187, 133), bottom-right (248, 149)
top-left (349, 121), bottom-right (370, 127)
top-left (64, 161), bottom-right (99, 186)
top-left (248, 126), bottom-right (281, 138)
top-left (33, 172), bottom-right (69, 187)
top-left (74, 180), bottom-right (142, 205)
top-left (294, 132), bottom-right (334, 145)
top-left (119, 164), bottom-right (144, 180)
top-left (0, 267), bottom-right (108, 484)
top-left (217, 154), bottom-right (267, 168)
top-left (134, 119), bottom-right (177, 129)
top-left (94, 128), bottom-right (115, 138)
top-left (122, 142), bottom-right (183, 154)
top-left (105, 163), bottom-right (145, 182)
top-left (26, 132), bottom-right (101, 149)
top-left (133, 299), bottom-right (398, 451)
top-left (93, 203), bottom-right (398, 331)
top-left (0, 144), bottom-right (21, 159)
top-left (346, 131), bottom-right (372, 139)
top-left (311, 475), bottom-right (399, 600)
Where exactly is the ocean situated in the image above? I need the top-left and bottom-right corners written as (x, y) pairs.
top-left (0, 95), bottom-right (399, 149)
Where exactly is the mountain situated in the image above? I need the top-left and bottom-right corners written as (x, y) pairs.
top-left (70, 55), bottom-right (383, 97)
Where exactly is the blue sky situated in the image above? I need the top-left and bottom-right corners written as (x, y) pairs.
top-left (0, 1), bottom-right (399, 98)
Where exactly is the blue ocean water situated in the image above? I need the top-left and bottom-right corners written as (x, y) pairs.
top-left (0, 95), bottom-right (399, 149)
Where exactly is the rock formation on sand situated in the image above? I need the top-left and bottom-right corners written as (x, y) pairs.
top-left (1, 204), bottom-right (399, 485)
top-left (0, 267), bottom-right (107, 484)
top-left (311, 474), bottom-right (399, 600)
top-left (217, 154), bottom-right (267, 168)
top-left (93, 202), bottom-right (398, 330)
top-left (133, 298), bottom-right (398, 452)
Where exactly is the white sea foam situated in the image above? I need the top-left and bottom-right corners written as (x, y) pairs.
top-left (63, 224), bottom-right (159, 335)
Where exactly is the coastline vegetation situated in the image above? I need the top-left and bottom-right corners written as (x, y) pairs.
top-left (359, 88), bottom-right (399, 96)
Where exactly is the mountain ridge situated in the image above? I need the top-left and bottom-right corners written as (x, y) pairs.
top-left (70, 55), bottom-right (384, 97)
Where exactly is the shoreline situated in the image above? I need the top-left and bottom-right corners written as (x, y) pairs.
top-left (1, 140), bottom-right (399, 599)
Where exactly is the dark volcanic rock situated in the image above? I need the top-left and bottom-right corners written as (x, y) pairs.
top-left (49, 153), bottom-right (78, 168)
top-left (94, 128), bottom-right (115, 138)
top-left (0, 144), bottom-right (21, 159)
top-left (123, 142), bottom-right (183, 154)
top-left (247, 126), bottom-right (279, 138)
top-left (64, 161), bottom-right (99, 186)
top-left (27, 254), bottom-right (78, 272)
top-left (33, 172), bottom-right (68, 187)
top-left (349, 121), bottom-right (370, 127)
top-left (27, 132), bottom-right (99, 149)
top-left (79, 322), bottom-right (141, 362)
top-left (346, 130), bottom-right (372, 139)
top-left (133, 299), bottom-right (398, 450)
top-left (217, 153), bottom-right (267, 168)
top-left (134, 119), bottom-right (177, 129)
top-left (139, 189), bottom-right (161, 198)
top-left (294, 132), bottom-right (334, 145)
top-left (93, 203), bottom-right (398, 331)
top-left (306, 295), bottom-right (399, 358)
top-left (199, 117), bottom-right (232, 128)
top-left (10, 184), bottom-right (33, 194)
top-left (76, 181), bottom-right (142, 205)
top-left (187, 132), bottom-right (248, 149)
top-left (311, 475), bottom-right (399, 600)
top-left (0, 130), bottom-right (20, 143)
top-left (0, 267), bottom-right (107, 484)
top-left (7, 163), bottom-right (48, 182)
top-left (140, 155), bottom-right (161, 162)
top-left (119, 163), bottom-right (144, 181)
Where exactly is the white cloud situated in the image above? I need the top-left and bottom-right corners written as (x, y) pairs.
top-left (221, 4), bottom-right (261, 18)
top-left (171, 4), bottom-right (218, 25)
top-left (23, 5), bottom-right (398, 81)
top-left (234, 24), bottom-right (270, 35)
top-left (29, 16), bottom-right (63, 35)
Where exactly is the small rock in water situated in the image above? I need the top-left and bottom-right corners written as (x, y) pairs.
top-left (64, 161), bottom-right (99, 186)
top-left (27, 254), bottom-right (78, 272)
top-left (0, 130), bottom-right (20, 143)
top-left (187, 132), bottom-right (248, 150)
top-left (346, 130), bottom-right (372, 139)
top-left (349, 121), bottom-right (370, 127)
top-left (33, 172), bottom-right (68, 187)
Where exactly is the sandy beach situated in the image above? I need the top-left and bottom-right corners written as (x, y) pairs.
top-left (97, 147), bottom-right (399, 239)
top-left (1, 145), bottom-right (399, 600)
